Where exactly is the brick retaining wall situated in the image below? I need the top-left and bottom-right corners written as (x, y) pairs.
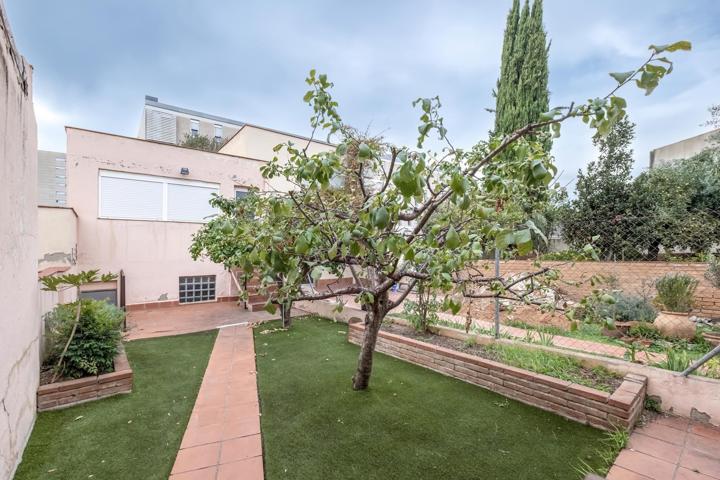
top-left (37, 347), bottom-right (133, 411)
top-left (476, 260), bottom-right (720, 318)
top-left (349, 323), bottom-right (646, 431)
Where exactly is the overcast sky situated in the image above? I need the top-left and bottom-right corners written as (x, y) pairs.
top-left (6, 0), bottom-right (720, 188)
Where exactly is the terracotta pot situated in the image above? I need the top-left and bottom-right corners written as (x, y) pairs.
top-left (653, 311), bottom-right (696, 339)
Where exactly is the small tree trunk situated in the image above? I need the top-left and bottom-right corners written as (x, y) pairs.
top-left (281, 301), bottom-right (292, 329)
top-left (352, 291), bottom-right (388, 390)
top-left (51, 294), bottom-right (82, 383)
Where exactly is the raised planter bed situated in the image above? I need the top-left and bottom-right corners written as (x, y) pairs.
top-left (37, 347), bottom-right (133, 411)
top-left (349, 323), bottom-right (647, 431)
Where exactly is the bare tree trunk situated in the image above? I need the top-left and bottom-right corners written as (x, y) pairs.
top-left (281, 301), bottom-right (292, 329)
top-left (352, 290), bottom-right (388, 390)
top-left (52, 291), bottom-right (82, 383)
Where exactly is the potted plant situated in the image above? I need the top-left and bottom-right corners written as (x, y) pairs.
top-left (653, 273), bottom-right (698, 339)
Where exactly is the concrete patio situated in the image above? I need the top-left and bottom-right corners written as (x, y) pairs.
top-left (124, 301), bottom-right (303, 340)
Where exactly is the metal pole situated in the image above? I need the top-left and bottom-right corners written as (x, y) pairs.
top-left (678, 344), bottom-right (720, 377)
top-left (494, 248), bottom-right (500, 339)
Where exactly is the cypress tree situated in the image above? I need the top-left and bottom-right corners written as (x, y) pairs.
top-left (493, 0), bottom-right (521, 136)
top-left (494, 0), bottom-right (550, 148)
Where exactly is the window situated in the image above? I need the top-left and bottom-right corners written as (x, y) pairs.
top-left (167, 182), bottom-right (218, 222)
top-left (179, 275), bottom-right (216, 303)
top-left (234, 187), bottom-right (249, 200)
top-left (214, 124), bottom-right (223, 141)
top-left (99, 170), bottom-right (219, 222)
top-left (190, 119), bottom-right (200, 136)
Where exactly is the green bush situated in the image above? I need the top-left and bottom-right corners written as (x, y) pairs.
top-left (45, 299), bottom-right (124, 379)
top-left (576, 292), bottom-right (656, 326)
top-left (609, 293), bottom-right (657, 323)
top-left (706, 253), bottom-right (720, 288)
top-left (628, 322), bottom-right (660, 339)
top-left (655, 273), bottom-right (698, 313)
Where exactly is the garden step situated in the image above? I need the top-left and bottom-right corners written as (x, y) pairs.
top-left (248, 302), bottom-right (267, 312)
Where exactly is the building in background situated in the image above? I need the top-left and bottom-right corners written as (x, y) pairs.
top-left (138, 95), bottom-right (244, 145)
top-left (37, 150), bottom-right (66, 206)
top-left (649, 127), bottom-right (720, 168)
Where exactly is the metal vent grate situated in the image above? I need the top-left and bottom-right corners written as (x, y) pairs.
top-left (179, 275), bottom-right (216, 303)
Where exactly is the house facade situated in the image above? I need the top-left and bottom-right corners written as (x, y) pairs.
top-left (138, 95), bottom-right (244, 145)
top-left (63, 124), bottom-right (334, 309)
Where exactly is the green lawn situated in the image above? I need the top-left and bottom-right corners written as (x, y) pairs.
top-left (14, 330), bottom-right (217, 480)
top-left (255, 317), bottom-right (609, 480)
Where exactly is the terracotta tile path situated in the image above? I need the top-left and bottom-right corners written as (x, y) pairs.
top-left (607, 416), bottom-right (720, 480)
top-left (169, 324), bottom-right (264, 480)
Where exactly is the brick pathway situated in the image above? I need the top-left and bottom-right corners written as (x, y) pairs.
top-left (169, 325), bottom-right (263, 480)
top-left (607, 416), bottom-right (720, 479)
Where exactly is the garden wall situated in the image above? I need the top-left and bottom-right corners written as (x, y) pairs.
top-left (36, 349), bottom-right (133, 411)
top-left (348, 323), bottom-right (646, 431)
top-left (0, 7), bottom-right (39, 478)
top-left (477, 259), bottom-right (720, 318)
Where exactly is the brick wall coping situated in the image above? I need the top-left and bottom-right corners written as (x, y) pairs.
top-left (349, 323), bottom-right (646, 431)
top-left (37, 345), bottom-right (133, 411)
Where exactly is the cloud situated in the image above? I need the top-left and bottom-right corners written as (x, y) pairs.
top-left (5, 0), bottom-right (720, 183)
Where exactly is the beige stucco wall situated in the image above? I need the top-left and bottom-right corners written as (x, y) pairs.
top-left (0, 8), bottom-right (39, 478)
top-left (38, 206), bottom-right (77, 270)
top-left (66, 128), bottom-right (273, 306)
top-left (219, 124), bottom-right (335, 191)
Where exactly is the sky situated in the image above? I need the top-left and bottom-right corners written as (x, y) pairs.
top-left (6, 0), bottom-right (720, 189)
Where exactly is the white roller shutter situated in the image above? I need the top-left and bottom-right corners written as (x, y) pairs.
top-left (99, 175), bottom-right (163, 220)
top-left (98, 170), bottom-right (219, 222)
top-left (167, 183), bottom-right (219, 222)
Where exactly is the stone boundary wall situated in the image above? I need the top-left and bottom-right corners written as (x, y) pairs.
top-left (348, 323), bottom-right (646, 431)
top-left (477, 260), bottom-right (720, 318)
top-left (37, 348), bottom-right (133, 411)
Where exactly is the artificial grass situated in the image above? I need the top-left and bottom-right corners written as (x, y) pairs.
top-left (255, 316), bottom-right (609, 480)
top-left (14, 330), bottom-right (217, 480)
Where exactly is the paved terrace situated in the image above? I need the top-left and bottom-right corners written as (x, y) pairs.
top-left (608, 416), bottom-right (720, 479)
top-left (125, 301), bottom-right (300, 341)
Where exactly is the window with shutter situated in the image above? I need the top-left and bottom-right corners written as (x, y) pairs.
top-left (99, 174), bottom-right (163, 220)
top-left (98, 171), bottom-right (219, 222)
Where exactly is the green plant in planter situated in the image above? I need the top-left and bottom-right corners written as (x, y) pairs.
top-left (655, 273), bottom-right (698, 313)
top-left (41, 270), bottom-right (118, 381)
top-left (45, 299), bottom-right (124, 378)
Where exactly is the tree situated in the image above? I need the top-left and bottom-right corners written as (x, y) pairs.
top-left (179, 133), bottom-right (227, 152)
top-left (191, 42), bottom-right (690, 391)
top-left (561, 117), bottom-right (639, 259)
top-left (631, 146), bottom-right (720, 256)
top-left (494, 0), bottom-right (550, 149)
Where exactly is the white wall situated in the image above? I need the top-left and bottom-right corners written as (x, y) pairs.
top-left (0, 7), bottom-right (39, 478)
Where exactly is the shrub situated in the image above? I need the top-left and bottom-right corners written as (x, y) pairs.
top-left (576, 292), bottom-right (656, 327)
top-left (45, 299), bottom-right (124, 379)
top-left (706, 253), bottom-right (720, 288)
top-left (402, 282), bottom-right (439, 332)
top-left (628, 322), bottom-right (660, 339)
top-left (655, 273), bottom-right (698, 313)
top-left (610, 293), bottom-right (657, 323)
